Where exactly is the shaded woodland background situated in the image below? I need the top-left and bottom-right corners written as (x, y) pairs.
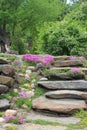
top-left (0, 0), bottom-right (87, 57)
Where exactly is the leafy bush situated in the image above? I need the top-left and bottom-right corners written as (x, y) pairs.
top-left (36, 21), bottom-right (87, 58)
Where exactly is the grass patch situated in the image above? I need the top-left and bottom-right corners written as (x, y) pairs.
top-left (33, 86), bottom-right (46, 99)
top-left (15, 98), bottom-right (32, 110)
top-left (0, 112), bottom-right (4, 117)
top-left (67, 110), bottom-right (87, 130)
top-left (6, 126), bottom-right (18, 130)
top-left (42, 69), bottom-right (69, 76)
top-left (0, 53), bottom-right (16, 62)
top-left (0, 91), bottom-right (19, 100)
top-left (26, 119), bottom-right (63, 126)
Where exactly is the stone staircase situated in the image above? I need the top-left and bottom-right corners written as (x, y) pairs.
top-left (32, 56), bottom-right (87, 115)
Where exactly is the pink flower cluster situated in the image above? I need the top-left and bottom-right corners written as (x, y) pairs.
top-left (5, 115), bottom-right (24, 124)
top-left (70, 68), bottom-right (81, 74)
top-left (19, 91), bottom-right (28, 98)
top-left (23, 54), bottom-right (54, 65)
top-left (68, 56), bottom-right (84, 60)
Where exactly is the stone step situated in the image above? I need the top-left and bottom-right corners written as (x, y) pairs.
top-left (38, 80), bottom-right (87, 90)
top-left (50, 67), bottom-right (87, 74)
top-left (53, 56), bottom-right (69, 61)
top-left (53, 60), bottom-right (83, 67)
top-left (45, 73), bottom-right (85, 80)
top-left (32, 96), bottom-right (87, 114)
top-left (45, 90), bottom-right (87, 100)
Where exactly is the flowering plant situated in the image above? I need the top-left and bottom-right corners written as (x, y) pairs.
top-left (68, 56), bottom-right (84, 60)
top-left (67, 67), bottom-right (84, 79)
top-left (5, 115), bottom-right (24, 124)
top-left (23, 54), bottom-right (54, 66)
top-left (70, 68), bottom-right (81, 74)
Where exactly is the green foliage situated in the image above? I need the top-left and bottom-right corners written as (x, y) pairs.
top-left (6, 126), bottom-right (18, 130)
top-left (0, 54), bottom-right (16, 61)
top-left (26, 119), bottom-right (62, 126)
top-left (15, 98), bottom-right (32, 110)
top-left (67, 110), bottom-right (87, 130)
top-left (0, 112), bottom-right (4, 117)
top-left (33, 86), bottom-right (46, 99)
top-left (11, 36), bottom-right (27, 54)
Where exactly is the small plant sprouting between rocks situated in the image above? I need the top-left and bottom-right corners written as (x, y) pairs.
top-left (6, 126), bottom-right (18, 130)
top-left (67, 67), bottom-right (84, 77)
top-left (26, 119), bottom-right (63, 126)
top-left (0, 112), bottom-right (4, 117)
top-left (5, 115), bottom-right (24, 124)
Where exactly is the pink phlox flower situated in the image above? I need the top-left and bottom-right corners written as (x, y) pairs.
top-left (68, 56), bottom-right (84, 60)
top-left (18, 117), bottom-right (24, 124)
top-left (70, 68), bottom-right (81, 73)
top-left (19, 91), bottom-right (28, 98)
top-left (5, 115), bottom-right (16, 123)
top-left (23, 54), bottom-right (54, 66)
top-left (25, 74), bottom-right (30, 80)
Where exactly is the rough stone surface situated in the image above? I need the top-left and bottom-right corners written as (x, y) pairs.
top-left (2, 65), bottom-right (15, 77)
top-left (0, 57), bottom-right (10, 64)
top-left (0, 84), bottom-right (8, 94)
top-left (0, 117), bottom-right (5, 123)
top-left (32, 96), bottom-right (87, 114)
top-left (45, 90), bottom-right (87, 99)
top-left (50, 67), bottom-right (87, 74)
top-left (0, 99), bottom-right (10, 110)
top-left (53, 56), bottom-right (69, 61)
top-left (0, 75), bottom-right (14, 87)
top-left (38, 80), bottom-right (87, 90)
top-left (27, 66), bottom-right (35, 71)
top-left (40, 77), bottom-right (48, 81)
top-left (46, 73), bottom-right (85, 80)
top-left (5, 109), bottom-right (17, 117)
top-left (18, 124), bottom-right (67, 130)
top-left (26, 110), bottom-right (80, 125)
top-left (53, 60), bottom-right (83, 67)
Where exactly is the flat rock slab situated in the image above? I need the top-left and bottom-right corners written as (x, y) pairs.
top-left (26, 110), bottom-right (80, 125)
top-left (32, 96), bottom-right (87, 114)
top-left (53, 56), bottom-right (69, 61)
top-left (45, 90), bottom-right (87, 100)
top-left (0, 84), bottom-right (8, 94)
top-left (38, 80), bottom-right (87, 90)
top-left (50, 67), bottom-right (87, 74)
top-left (46, 73), bottom-right (85, 80)
top-left (53, 60), bottom-right (83, 67)
top-left (18, 123), bottom-right (67, 130)
top-left (0, 99), bottom-right (10, 110)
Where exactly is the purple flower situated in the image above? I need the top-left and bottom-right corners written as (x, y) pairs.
top-left (23, 54), bottom-right (54, 66)
top-left (25, 74), bottom-right (30, 80)
top-left (5, 115), bottom-right (16, 123)
top-left (70, 68), bottom-right (81, 74)
top-left (68, 56), bottom-right (84, 60)
top-left (68, 56), bottom-right (77, 60)
top-left (19, 91), bottom-right (28, 98)
top-left (18, 117), bottom-right (24, 124)
top-left (5, 116), bottom-right (24, 124)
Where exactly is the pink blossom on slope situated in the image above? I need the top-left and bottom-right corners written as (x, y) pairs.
top-left (19, 91), bottom-right (28, 98)
top-left (68, 56), bottom-right (84, 60)
top-left (70, 68), bottom-right (81, 73)
top-left (23, 54), bottom-right (54, 65)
